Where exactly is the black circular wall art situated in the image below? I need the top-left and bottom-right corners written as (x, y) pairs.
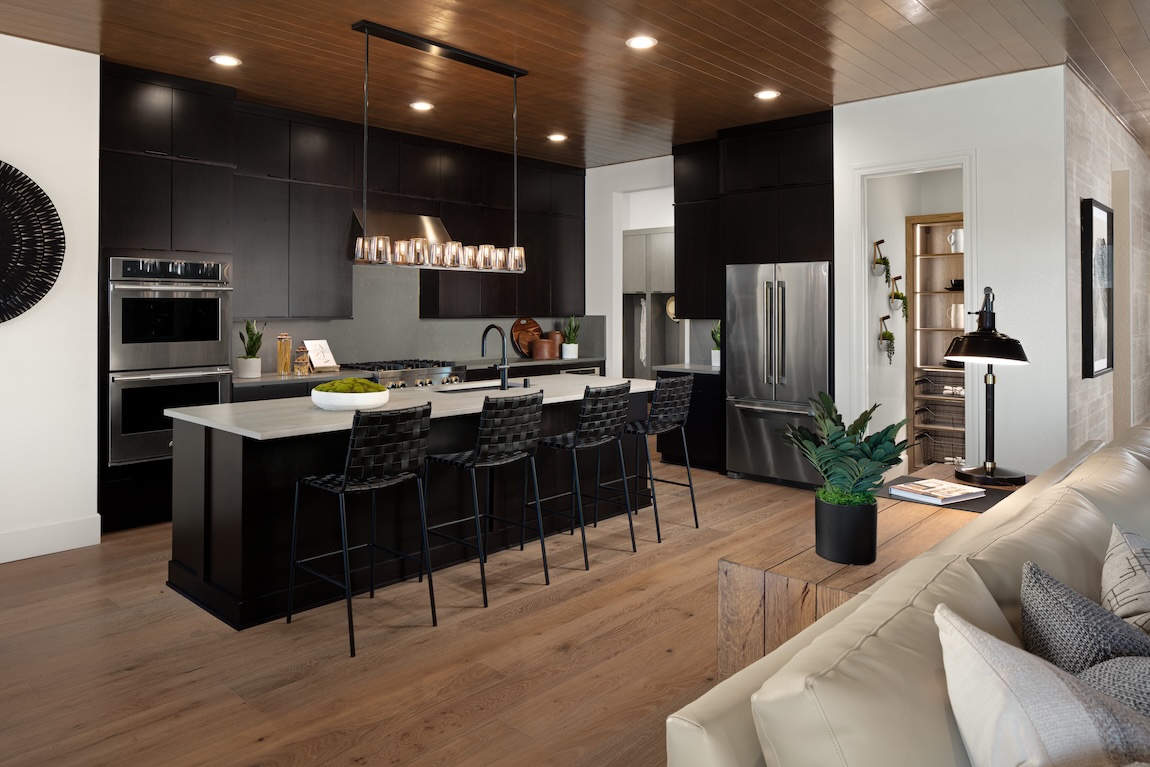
top-left (0, 160), bottom-right (65, 322)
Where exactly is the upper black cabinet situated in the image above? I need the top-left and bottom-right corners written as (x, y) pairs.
top-left (399, 143), bottom-right (442, 199)
top-left (353, 135), bottom-right (399, 193)
top-left (674, 201), bottom-right (720, 319)
top-left (291, 123), bottom-right (353, 187)
top-left (101, 76), bottom-right (172, 155)
top-left (172, 163), bottom-right (232, 253)
top-left (235, 111), bottom-right (289, 178)
top-left (100, 153), bottom-right (172, 250)
top-left (289, 185), bottom-right (354, 318)
top-left (518, 165), bottom-right (550, 213)
top-left (722, 133), bottom-right (779, 193)
top-left (441, 150), bottom-right (483, 204)
top-left (721, 190), bottom-right (779, 264)
top-left (550, 172), bottom-right (585, 217)
top-left (550, 214), bottom-right (586, 317)
top-left (673, 141), bottom-right (719, 203)
top-left (232, 176), bottom-right (290, 318)
top-left (778, 123), bottom-right (832, 186)
top-left (172, 90), bottom-right (233, 163)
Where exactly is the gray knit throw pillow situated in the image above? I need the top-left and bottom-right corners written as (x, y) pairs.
top-left (1103, 525), bottom-right (1150, 632)
top-left (1081, 657), bottom-right (1150, 719)
top-left (1021, 561), bottom-right (1150, 674)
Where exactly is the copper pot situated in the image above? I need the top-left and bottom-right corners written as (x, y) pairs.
top-left (532, 337), bottom-right (559, 360)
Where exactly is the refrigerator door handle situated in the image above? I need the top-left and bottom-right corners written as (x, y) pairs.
top-left (764, 280), bottom-right (774, 384)
top-left (730, 399), bottom-right (813, 416)
top-left (777, 280), bottom-right (787, 385)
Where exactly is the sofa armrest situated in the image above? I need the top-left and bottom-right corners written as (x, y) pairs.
top-left (666, 595), bottom-right (867, 767)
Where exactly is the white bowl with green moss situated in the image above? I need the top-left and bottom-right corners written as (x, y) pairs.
top-left (310, 378), bottom-right (390, 411)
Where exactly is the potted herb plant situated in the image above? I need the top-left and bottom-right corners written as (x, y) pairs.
top-left (879, 328), bottom-right (896, 364)
top-left (235, 319), bottom-right (265, 379)
top-left (781, 392), bottom-right (908, 564)
top-left (711, 320), bottom-right (721, 367)
top-left (561, 315), bottom-right (581, 359)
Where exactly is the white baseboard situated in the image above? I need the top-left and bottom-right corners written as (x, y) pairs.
top-left (0, 515), bottom-right (102, 564)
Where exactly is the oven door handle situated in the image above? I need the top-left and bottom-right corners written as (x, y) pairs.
top-left (109, 283), bottom-right (233, 292)
top-left (112, 369), bottom-right (233, 382)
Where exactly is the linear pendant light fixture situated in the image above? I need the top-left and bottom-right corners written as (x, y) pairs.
top-left (351, 20), bottom-right (528, 273)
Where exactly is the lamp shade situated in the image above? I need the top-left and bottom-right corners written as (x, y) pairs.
top-left (944, 329), bottom-right (1028, 365)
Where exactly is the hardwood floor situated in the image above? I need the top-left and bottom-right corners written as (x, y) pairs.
top-left (0, 457), bottom-right (813, 767)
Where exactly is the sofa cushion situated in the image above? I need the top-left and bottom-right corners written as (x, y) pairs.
top-left (1109, 425), bottom-right (1150, 473)
top-left (1021, 561), bottom-right (1150, 674)
top-left (1080, 657), bottom-right (1150, 719)
top-left (935, 603), bottom-right (1150, 767)
top-left (1061, 448), bottom-right (1150, 539)
top-left (960, 486), bottom-right (1111, 635)
top-left (750, 554), bottom-right (1017, 767)
top-left (1103, 525), bottom-right (1150, 631)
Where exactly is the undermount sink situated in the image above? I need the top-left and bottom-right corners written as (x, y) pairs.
top-left (435, 382), bottom-right (523, 394)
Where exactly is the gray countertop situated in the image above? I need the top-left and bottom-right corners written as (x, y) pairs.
top-left (168, 374), bottom-right (655, 441)
top-left (457, 356), bottom-right (605, 369)
top-left (653, 363), bottom-right (722, 376)
top-left (231, 369), bottom-right (377, 387)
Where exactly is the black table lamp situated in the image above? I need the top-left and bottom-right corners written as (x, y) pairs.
top-left (944, 286), bottom-right (1030, 486)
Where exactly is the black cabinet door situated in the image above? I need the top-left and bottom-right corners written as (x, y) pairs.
top-left (233, 176), bottom-right (290, 318)
top-left (778, 183), bottom-right (833, 261)
top-left (482, 156), bottom-right (514, 208)
top-left (290, 123), bottom-right (353, 187)
top-left (101, 76), bottom-right (172, 155)
top-left (172, 163), bottom-right (232, 253)
top-left (722, 133), bottom-right (779, 193)
top-left (721, 190), bottom-right (779, 264)
top-left (550, 171), bottom-right (584, 217)
top-left (235, 112), bottom-right (289, 178)
top-left (518, 164), bottom-right (550, 213)
top-left (673, 201), bottom-right (718, 319)
top-left (353, 135), bottom-right (399, 192)
top-left (778, 123), bottom-right (833, 186)
top-left (441, 150), bottom-right (483, 204)
top-left (550, 215), bottom-right (585, 317)
top-left (482, 207), bottom-right (518, 317)
top-left (100, 153), bottom-right (171, 250)
top-left (289, 185), bottom-right (354, 317)
top-left (399, 143), bottom-right (442, 199)
top-left (172, 89), bottom-right (234, 163)
top-left (516, 212), bottom-right (551, 316)
top-left (674, 144), bottom-right (719, 203)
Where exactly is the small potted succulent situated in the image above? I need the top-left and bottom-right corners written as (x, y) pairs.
top-left (711, 320), bottom-right (721, 367)
top-left (781, 392), bottom-right (908, 564)
top-left (235, 319), bottom-right (265, 379)
top-left (872, 240), bottom-right (891, 285)
top-left (889, 276), bottom-right (908, 320)
top-left (562, 315), bottom-right (581, 359)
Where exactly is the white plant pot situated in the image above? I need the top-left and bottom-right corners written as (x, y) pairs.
top-left (561, 343), bottom-right (579, 359)
top-left (711, 349), bottom-right (721, 367)
top-left (234, 357), bottom-right (262, 379)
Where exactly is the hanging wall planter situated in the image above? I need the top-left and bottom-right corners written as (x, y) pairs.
top-left (879, 315), bottom-right (895, 365)
top-left (0, 160), bottom-right (65, 322)
top-left (871, 239), bottom-right (890, 285)
top-left (889, 275), bottom-right (908, 320)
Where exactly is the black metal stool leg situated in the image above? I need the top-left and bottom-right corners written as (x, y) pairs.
top-left (416, 477), bottom-right (437, 626)
top-left (520, 460), bottom-right (529, 551)
top-left (369, 490), bottom-right (377, 598)
top-left (681, 426), bottom-right (699, 528)
top-left (571, 451), bottom-right (590, 570)
top-left (338, 493), bottom-right (356, 657)
top-left (286, 480), bottom-right (302, 624)
top-left (469, 468), bottom-right (488, 607)
top-left (616, 438), bottom-right (637, 552)
top-left (593, 446), bottom-right (602, 527)
top-left (528, 455), bottom-right (550, 585)
top-left (643, 435), bottom-right (662, 543)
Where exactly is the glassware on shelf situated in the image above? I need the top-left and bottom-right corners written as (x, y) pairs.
top-left (293, 345), bottom-right (311, 376)
top-left (276, 333), bottom-right (292, 376)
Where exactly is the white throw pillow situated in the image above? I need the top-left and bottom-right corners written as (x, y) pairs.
top-left (935, 603), bottom-right (1150, 767)
top-left (1102, 524), bottom-right (1150, 632)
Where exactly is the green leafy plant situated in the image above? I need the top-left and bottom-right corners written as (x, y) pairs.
top-left (239, 320), bottom-right (265, 359)
top-left (889, 289), bottom-right (908, 320)
top-left (781, 392), bottom-right (908, 506)
top-left (873, 255), bottom-right (891, 285)
top-left (564, 315), bottom-right (581, 345)
top-left (711, 320), bottom-right (721, 350)
top-left (880, 329), bottom-right (895, 365)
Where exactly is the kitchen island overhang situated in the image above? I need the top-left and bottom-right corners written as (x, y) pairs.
top-left (165, 375), bottom-right (657, 629)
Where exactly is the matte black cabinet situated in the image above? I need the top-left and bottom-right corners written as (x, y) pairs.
top-left (172, 163), bottom-right (232, 253)
top-left (721, 133), bottom-right (779, 193)
top-left (172, 90), bottom-right (234, 163)
top-left (289, 185), bottom-right (354, 318)
top-left (233, 176), bottom-right (290, 318)
top-left (515, 211), bottom-right (552, 316)
top-left (674, 201), bottom-right (721, 319)
top-left (291, 123), bottom-right (353, 187)
top-left (235, 111), bottom-right (290, 178)
top-left (100, 152), bottom-right (172, 251)
top-left (779, 183), bottom-right (833, 260)
top-left (398, 143), bottom-right (442, 199)
top-left (657, 370), bottom-right (724, 472)
top-left (673, 142), bottom-right (719, 203)
top-left (550, 215), bottom-right (586, 318)
top-left (101, 76), bottom-right (172, 155)
top-left (721, 190), bottom-right (779, 263)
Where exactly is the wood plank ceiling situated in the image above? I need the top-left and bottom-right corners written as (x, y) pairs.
top-left (0, 0), bottom-right (1148, 168)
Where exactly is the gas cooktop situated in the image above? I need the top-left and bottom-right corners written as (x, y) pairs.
top-left (342, 359), bottom-right (466, 388)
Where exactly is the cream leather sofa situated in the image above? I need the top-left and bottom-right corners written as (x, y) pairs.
top-left (667, 423), bottom-right (1150, 767)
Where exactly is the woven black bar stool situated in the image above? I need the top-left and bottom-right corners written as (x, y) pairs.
top-left (286, 403), bottom-right (435, 658)
top-left (538, 382), bottom-right (635, 570)
top-left (621, 374), bottom-right (698, 542)
top-left (426, 390), bottom-right (548, 608)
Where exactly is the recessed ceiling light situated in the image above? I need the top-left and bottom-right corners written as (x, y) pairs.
top-left (548, 133), bottom-right (568, 142)
top-left (626, 36), bottom-right (658, 49)
top-left (754, 89), bottom-right (781, 100)
top-left (410, 101), bottom-right (434, 111)
top-left (209, 54), bottom-right (242, 67)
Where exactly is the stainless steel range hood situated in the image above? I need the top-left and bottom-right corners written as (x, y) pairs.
top-left (353, 209), bottom-right (452, 243)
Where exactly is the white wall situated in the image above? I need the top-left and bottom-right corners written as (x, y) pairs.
top-left (625, 187), bottom-right (674, 229)
top-left (0, 35), bottom-right (101, 562)
top-left (835, 67), bottom-right (1068, 475)
top-left (585, 157), bottom-right (674, 377)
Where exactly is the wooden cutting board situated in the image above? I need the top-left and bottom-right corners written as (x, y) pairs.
top-left (511, 317), bottom-right (542, 357)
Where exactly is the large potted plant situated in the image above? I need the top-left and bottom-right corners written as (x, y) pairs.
top-left (235, 319), bottom-right (265, 379)
top-left (781, 392), bottom-right (908, 564)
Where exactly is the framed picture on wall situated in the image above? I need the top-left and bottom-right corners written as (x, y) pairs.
top-left (1081, 198), bottom-right (1114, 378)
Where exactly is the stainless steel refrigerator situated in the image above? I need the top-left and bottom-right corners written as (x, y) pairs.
top-left (725, 262), bottom-right (831, 486)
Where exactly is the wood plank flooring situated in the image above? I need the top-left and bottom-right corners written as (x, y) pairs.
top-left (0, 456), bottom-right (813, 767)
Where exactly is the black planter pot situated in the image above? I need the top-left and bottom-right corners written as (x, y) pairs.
top-left (814, 497), bottom-right (878, 565)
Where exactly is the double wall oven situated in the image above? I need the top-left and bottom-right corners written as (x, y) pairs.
top-left (107, 252), bottom-right (233, 465)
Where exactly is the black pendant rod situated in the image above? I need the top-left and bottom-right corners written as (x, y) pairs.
top-left (361, 29), bottom-right (369, 241)
top-left (351, 20), bottom-right (528, 79)
top-left (513, 74), bottom-right (518, 249)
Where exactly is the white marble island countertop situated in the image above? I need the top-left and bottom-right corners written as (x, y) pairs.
top-left (167, 374), bottom-right (655, 441)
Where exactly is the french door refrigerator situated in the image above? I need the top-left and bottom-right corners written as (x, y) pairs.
top-left (725, 262), bottom-right (831, 486)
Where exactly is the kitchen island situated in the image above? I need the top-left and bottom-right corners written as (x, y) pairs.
top-left (165, 375), bottom-right (656, 629)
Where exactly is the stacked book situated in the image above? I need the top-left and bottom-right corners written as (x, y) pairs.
top-left (889, 478), bottom-right (985, 505)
